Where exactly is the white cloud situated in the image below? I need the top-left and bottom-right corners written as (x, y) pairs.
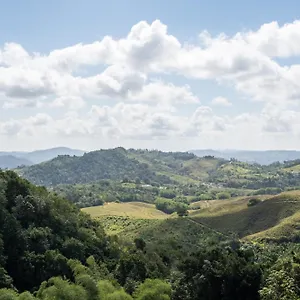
top-left (244, 21), bottom-right (300, 57)
top-left (211, 96), bottom-right (232, 106)
top-left (50, 96), bottom-right (85, 110)
top-left (3, 19), bottom-right (300, 150)
top-left (129, 81), bottom-right (199, 104)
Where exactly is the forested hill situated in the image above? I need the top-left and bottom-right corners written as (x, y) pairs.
top-left (0, 169), bottom-right (264, 299)
top-left (0, 170), bottom-right (111, 291)
top-left (17, 147), bottom-right (300, 189)
top-left (17, 148), bottom-right (203, 186)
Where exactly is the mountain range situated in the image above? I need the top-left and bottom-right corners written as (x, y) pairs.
top-left (2, 147), bottom-right (300, 170)
top-left (0, 147), bottom-right (85, 169)
top-left (190, 149), bottom-right (300, 165)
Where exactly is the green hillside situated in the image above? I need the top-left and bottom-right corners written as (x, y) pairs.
top-left (18, 148), bottom-right (300, 195)
top-left (98, 216), bottom-right (224, 261)
top-left (190, 191), bottom-right (300, 240)
top-left (6, 168), bottom-right (300, 299)
top-left (82, 202), bottom-right (170, 219)
top-left (18, 148), bottom-right (178, 186)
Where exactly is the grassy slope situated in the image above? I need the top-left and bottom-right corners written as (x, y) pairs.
top-left (83, 200), bottom-right (224, 258)
top-left (283, 164), bottom-right (300, 172)
top-left (82, 202), bottom-right (169, 219)
top-left (245, 191), bottom-right (300, 242)
top-left (84, 192), bottom-right (300, 243)
top-left (98, 216), bottom-right (224, 260)
top-left (190, 192), bottom-right (300, 239)
top-left (180, 158), bottom-right (221, 180)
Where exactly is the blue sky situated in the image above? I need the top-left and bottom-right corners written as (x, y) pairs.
top-left (1, 0), bottom-right (300, 151)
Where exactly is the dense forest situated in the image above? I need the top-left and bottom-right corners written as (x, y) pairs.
top-left (1, 169), bottom-right (300, 299)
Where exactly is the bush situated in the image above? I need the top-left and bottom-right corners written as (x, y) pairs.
top-left (247, 198), bottom-right (261, 207)
top-left (216, 192), bottom-right (231, 200)
top-left (155, 198), bottom-right (188, 215)
top-left (159, 190), bottom-right (177, 199)
top-left (198, 193), bottom-right (215, 200)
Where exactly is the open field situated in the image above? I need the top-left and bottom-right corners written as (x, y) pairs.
top-left (83, 191), bottom-right (300, 243)
top-left (82, 201), bottom-right (170, 219)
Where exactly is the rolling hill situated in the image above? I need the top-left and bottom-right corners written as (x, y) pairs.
top-left (18, 148), bottom-right (300, 194)
top-left (81, 191), bottom-right (300, 244)
top-left (18, 148), bottom-right (224, 186)
top-left (18, 148), bottom-right (183, 186)
top-left (189, 191), bottom-right (300, 241)
top-left (82, 202), bottom-right (170, 219)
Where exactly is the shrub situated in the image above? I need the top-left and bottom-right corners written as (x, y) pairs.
top-left (216, 192), bottom-right (231, 200)
top-left (247, 198), bottom-right (261, 207)
top-left (198, 193), bottom-right (215, 200)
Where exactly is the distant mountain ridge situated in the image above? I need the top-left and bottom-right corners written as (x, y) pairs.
top-left (0, 155), bottom-right (33, 169)
top-left (190, 149), bottom-right (300, 165)
top-left (0, 147), bottom-right (85, 169)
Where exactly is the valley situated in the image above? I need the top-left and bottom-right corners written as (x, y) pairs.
top-left (2, 147), bottom-right (300, 299)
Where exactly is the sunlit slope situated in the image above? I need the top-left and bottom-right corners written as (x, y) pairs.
top-left (97, 216), bottom-right (224, 260)
top-left (82, 202), bottom-right (169, 219)
top-left (190, 192), bottom-right (300, 238)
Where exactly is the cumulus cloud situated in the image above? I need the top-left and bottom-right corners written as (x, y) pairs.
top-left (129, 81), bottom-right (199, 104)
top-left (2, 19), bottom-right (300, 149)
top-left (211, 97), bottom-right (232, 106)
top-left (50, 96), bottom-right (85, 110)
top-left (1, 19), bottom-right (299, 105)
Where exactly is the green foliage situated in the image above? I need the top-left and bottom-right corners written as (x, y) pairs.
top-left (154, 198), bottom-right (188, 215)
top-left (133, 279), bottom-right (171, 300)
top-left (19, 148), bottom-right (174, 186)
top-left (158, 190), bottom-right (176, 199)
top-left (0, 170), bottom-right (113, 292)
top-left (198, 193), bottom-right (215, 200)
top-left (216, 191), bottom-right (231, 199)
top-left (8, 151), bottom-right (300, 300)
top-left (36, 277), bottom-right (88, 300)
top-left (247, 198), bottom-right (262, 207)
top-left (0, 289), bottom-right (18, 300)
top-left (259, 269), bottom-right (299, 300)
top-left (172, 243), bottom-right (262, 300)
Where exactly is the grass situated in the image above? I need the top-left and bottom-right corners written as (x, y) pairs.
top-left (97, 216), bottom-right (161, 236)
top-left (82, 202), bottom-right (169, 219)
top-left (181, 158), bottom-right (220, 180)
top-left (219, 164), bottom-right (250, 174)
top-left (245, 211), bottom-right (300, 242)
top-left (98, 216), bottom-right (224, 260)
top-left (84, 191), bottom-right (300, 244)
top-left (157, 171), bottom-right (198, 184)
top-left (283, 164), bottom-right (300, 173)
top-left (190, 192), bottom-right (300, 239)
top-left (244, 191), bottom-right (300, 242)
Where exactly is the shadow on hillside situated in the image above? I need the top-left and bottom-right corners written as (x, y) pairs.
top-left (192, 198), bottom-right (300, 238)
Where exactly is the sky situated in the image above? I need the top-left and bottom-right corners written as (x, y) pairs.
top-left (1, 0), bottom-right (300, 151)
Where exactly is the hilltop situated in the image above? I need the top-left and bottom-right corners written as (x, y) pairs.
top-left (18, 148), bottom-right (221, 186)
top-left (18, 148), bottom-right (300, 194)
